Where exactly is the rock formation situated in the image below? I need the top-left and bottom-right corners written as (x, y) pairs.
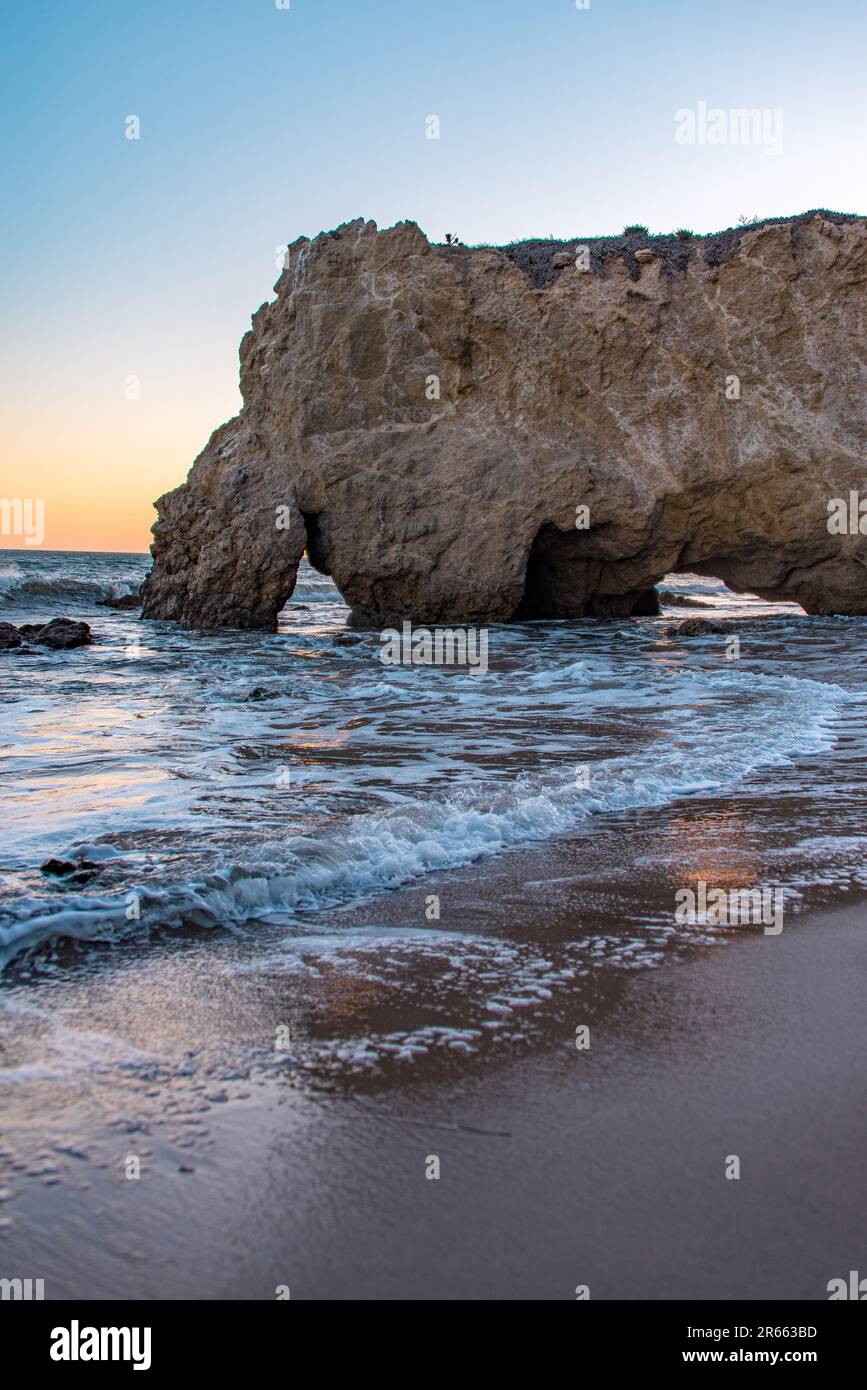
top-left (0, 619), bottom-right (93, 650)
top-left (141, 211), bottom-right (867, 628)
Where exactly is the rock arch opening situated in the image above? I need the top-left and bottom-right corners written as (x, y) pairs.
top-left (661, 569), bottom-right (806, 616)
top-left (512, 525), bottom-right (810, 624)
top-left (277, 510), bottom-right (345, 622)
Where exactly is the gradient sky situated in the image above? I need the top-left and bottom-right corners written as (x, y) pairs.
top-left (2, 0), bottom-right (865, 552)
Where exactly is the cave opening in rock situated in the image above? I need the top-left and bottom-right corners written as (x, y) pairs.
top-left (513, 523), bottom-right (660, 620)
top-left (513, 525), bottom-right (809, 622)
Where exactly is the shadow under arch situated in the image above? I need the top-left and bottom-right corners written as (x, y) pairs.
top-left (512, 523), bottom-right (661, 620)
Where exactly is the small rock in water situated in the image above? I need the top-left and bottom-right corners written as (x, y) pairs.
top-left (243, 685), bottom-right (280, 701)
top-left (657, 588), bottom-right (714, 609)
top-left (97, 592), bottom-right (141, 609)
top-left (0, 622), bottom-right (23, 650)
top-left (41, 857), bottom-right (97, 882)
top-left (333, 632), bottom-right (363, 646)
top-left (41, 859), bottom-right (77, 876)
top-left (19, 619), bottom-right (94, 650)
top-left (663, 616), bottom-right (739, 637)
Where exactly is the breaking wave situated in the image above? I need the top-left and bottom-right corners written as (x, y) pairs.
top-left (0, 571), bottom-right (140, 603)
top-left (0, 664), bottom-right (847, 968)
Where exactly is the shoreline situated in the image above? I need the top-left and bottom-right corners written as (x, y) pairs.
top-left (2, 875), bottom-right (865, 1300)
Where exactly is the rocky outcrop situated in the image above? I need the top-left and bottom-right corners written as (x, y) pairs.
top-left (141, 211), bottom-right (867, 628)
top-left (1, 619), bottom-right (94, 650)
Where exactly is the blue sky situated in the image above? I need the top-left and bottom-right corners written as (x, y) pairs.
top-left (2, 0), bottom-right (865, 548)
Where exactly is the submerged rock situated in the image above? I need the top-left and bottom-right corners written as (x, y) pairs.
top-left (140, 211), bottom-right (867, 630)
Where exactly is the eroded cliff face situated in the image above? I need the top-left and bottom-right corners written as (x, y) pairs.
top-left (141, 212), bottom-right (867, 628)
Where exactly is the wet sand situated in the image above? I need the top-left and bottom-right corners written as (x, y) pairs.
top-left (2, 846), bottom-right (866, 1301)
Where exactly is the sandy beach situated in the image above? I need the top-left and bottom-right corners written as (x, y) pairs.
top-left (3, 823), bottom-right (866, 1302)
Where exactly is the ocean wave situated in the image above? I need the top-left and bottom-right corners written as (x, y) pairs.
top-left (0, 666), bottom-right (847, 969)
top-left (0, 574), bottom-right (141, 602)
top-left (0, 561), bottom-right (24, 597)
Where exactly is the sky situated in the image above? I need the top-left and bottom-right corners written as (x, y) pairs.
top-left (2, 0), bottom-right (865, 552)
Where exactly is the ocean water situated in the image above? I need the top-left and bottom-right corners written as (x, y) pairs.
top-left (2, 548), bottom-right (867, 1078)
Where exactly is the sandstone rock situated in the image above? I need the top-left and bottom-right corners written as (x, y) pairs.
top-left (634, 248), bottom-right (654, 263)
top-left (141, 211), bottom-right (867, 629)
top-left (814, 214), bottom-right (843, 240)
top-left (551, 252), bottom-right (574, 269)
